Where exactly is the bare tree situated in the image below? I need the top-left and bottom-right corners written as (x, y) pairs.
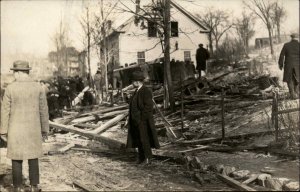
top-left (91, 0), bottom-right (119, 94)
top-left (79, 7), bottom-right (93, 87)
top-left (234, 11), bottom-right (256, 56)
top-left (52, 19), bottom-right (71, 76)
top-left (271, 0), bottom-right (286, 43)
top-left (244, 0), bottom-right (276, 55)
top-left (196, 7), bottom-right (233, 56)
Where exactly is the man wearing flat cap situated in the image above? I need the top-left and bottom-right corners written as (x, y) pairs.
top-left (126, 71), bottom-right (160, 165)
top-left (279, 33), bottom-right (300, 99)
top-left (0, 61), bottom-right (49, 191)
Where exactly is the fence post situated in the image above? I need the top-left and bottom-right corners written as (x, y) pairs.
top-left (273, 89), bottom-right (279, 142)
top-left (221, 88), bottom-right (225, 140)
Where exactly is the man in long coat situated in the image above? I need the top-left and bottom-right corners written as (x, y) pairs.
top-left (126, 71), bottom-right (160, 165)
top-left (196, 43), bottom-right (210, 78)
top-left (278, 33), bottom-right (300, 99)
top-left (0, 61), bottom-right (49, 191)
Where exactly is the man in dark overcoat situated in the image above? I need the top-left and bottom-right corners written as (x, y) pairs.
top-left (0, 61), bottom-right (49, 191)
top-left (278, 33), bottom-right (299, 99)
top-left (126, 71), bottom-right (160, 165)
top-left (196, 43), bottom-right (210, 78)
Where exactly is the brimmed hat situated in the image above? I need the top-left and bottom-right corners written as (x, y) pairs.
top-left (290, 33), bottom-right (299, 38)
top-left (131, 71), bottom-right (145, 81)
top-left (10, 60), bottom-right (31, 71)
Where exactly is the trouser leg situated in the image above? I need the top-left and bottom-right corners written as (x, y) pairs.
top-left (137, 143), bottom-right (145, 161)
top-left (28, 158), bottom-right (39, 185)
top-left (12, 160), bottom-right (23, 187)
top-left (287, 80), bottom-right (296, 98)
top-left (198, 70), bottom-right (202, 79)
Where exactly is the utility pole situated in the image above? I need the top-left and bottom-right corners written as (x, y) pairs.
top-left (86, 7), bottom-right (92, 87)
top-left (163, 0), bottom-right (175, 111)
top-left (101, 0), bottom-right (108, 94)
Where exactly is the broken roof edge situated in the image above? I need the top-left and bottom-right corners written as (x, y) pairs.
top-left (170, 0), bottom-right (209, 32)
top-left (113, 1), bottom-right (210, 35)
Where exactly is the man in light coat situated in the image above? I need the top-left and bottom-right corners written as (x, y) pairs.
top-left (278, 33), bottom-right (300, 99)
top-left (0, 61), bottom-right (49, 192)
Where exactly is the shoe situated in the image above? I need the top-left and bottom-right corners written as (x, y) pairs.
top-left (139, 158), bottom-right (151, 166)
top-left (135, 158), bottom-right (144, 164)
top-left (30, 185), bottom-right (41, 192)
top-left (13, 186), bottom-right (24, 192)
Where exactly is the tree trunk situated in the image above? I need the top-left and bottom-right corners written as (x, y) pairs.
top-left (277, 23), bottom-right (281, 43)
top-left (164, 0), bottom-right (175, 111)
top-left (267, 24), bottom-right (274, 55)
top-left (208, 33), bottom-right (213, 55)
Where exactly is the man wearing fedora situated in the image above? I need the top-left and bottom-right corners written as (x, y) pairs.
top-left (126, 71), bottom-right (160, 165)
top-left (279, 33), bottom-right (300, 99)
top-left (0, 61), bottom-right (49, 191)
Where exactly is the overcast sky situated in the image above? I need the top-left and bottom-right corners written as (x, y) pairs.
top-left (1, 0), bottom-right (299, 72)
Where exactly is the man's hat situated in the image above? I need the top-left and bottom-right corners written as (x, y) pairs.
top-left (10, 60), bottom-right (31, 71)
top-left (131, 71), bottom-right (145, 81)
top-left (290, 33), bottom-right (299, 38)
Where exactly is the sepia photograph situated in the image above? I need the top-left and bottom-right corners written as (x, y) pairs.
top-left (0, 0), bottom-right (299, 191)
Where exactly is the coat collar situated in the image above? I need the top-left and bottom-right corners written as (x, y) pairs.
top-left (15, 76), bottom-right (33, 82)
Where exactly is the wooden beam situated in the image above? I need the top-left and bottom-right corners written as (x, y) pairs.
top-left (49, 121), bottom-right (125, 149)
top-left (74, 123), bottom-right (99, 129)
top-left (177, 129), bottom-right (288, 146)
top-left (58, 143), bottom-right (76, 153)
top-left (71, 109), bottom-right (128, 124)
top-left (242, 174), bottom-right (259, 184)
top-left (79, 105), bottom-right (128, 117)
top-left (274, 107), bottom-right (300, 115)
top-left (217, 174), bottom-right (256, 191)
top-left (89, 113), bottom-right (128, 134)
top-left (73, 181), bottom-right (95, 192)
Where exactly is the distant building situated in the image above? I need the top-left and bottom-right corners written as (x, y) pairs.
top-left (48, 47), bottom-right (86, 77)
top-left (255, 35), bottom-right (290, 49)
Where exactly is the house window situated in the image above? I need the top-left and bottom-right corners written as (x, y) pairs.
top-left (184, 51), bottom-right (191, 61)
top-left (137, 51), bottom-right (145, 64)
top-left (171, 21), bottom-right (178, 37)
top-left (148, 21), bottom-right (157, 37)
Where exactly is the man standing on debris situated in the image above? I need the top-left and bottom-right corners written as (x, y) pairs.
top-left (278, 33), bottom-right (300, 99)
top-left (0, 61), bottom-right (49, 192)
top-left (126, 71), bottom-right (160, 165)
top-left (196, 43), bottom-right (210, 78)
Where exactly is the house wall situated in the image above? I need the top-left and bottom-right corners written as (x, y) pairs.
top-left (118, 7), bottom-right (209, 67)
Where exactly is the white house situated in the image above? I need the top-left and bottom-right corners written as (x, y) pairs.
top-left (101, 0), bottom-right (209, 69)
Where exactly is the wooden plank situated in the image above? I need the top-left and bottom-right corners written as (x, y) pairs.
top-left (242, 174), bottom-right (259, 184)
top-left (49, 121), bottom-right (125, 149)
top-left (71, 109), bottom-right (128, 124)
top-left (58, 143), bottom-right (76, 153)
top-left (79, 105), bottom-right (128, 117)
top-left (217, 174), bottom-right (256, 191)
top-left (73, 181), bottom-right (95, 192)
top-left (177, 129), bottom-right (288, 146)
top-left (178, 145), bottom-right (209, 154)
top-left (152, 99), bottom-right (177, 138)
top-left (74, 123), bottom-right (99, 129)
top-left (274, 107), bottom-right (300, 115)
top-left (89, 113), bottom-right (128, 134)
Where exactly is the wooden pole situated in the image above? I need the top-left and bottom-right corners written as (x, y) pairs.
top-left (163, 0), bottom-right (175, 111)
top-left (180, 72), bottom-right (184, 132)
top-left (274, 90), bottom-right (279, 142)
top-left (221, 88), bottom-right (225, 140)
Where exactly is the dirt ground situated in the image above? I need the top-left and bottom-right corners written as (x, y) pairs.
top-left (1, 140), bottom-right (233, 191)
